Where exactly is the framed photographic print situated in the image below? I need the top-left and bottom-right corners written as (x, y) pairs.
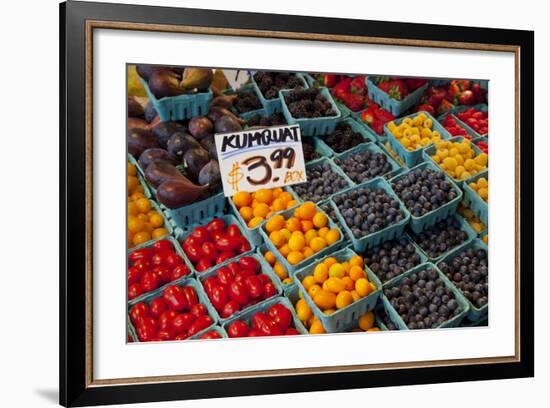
top-left (59, 1), bottom-right (534, 406)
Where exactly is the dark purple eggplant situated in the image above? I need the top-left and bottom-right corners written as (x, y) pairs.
top-left (167, 132), bottom-right (201, 161)
top-left (188, 116), bottom-right (214, 140)
top-left (128, 96), bottom-right (144, 118)
top-left (148, 70), bottom-right (185, 99)
top-left (199, 135), bottom-right (218, 161)
top-left (207, 106), bottom-right (246, 125)
top-left (157, 178), bottom-right (209, 209)
top-left (215, 115), bottom-right (243, 134)
top-left (152, 121), bottom-right (186, 148)
top-left (144, 161), bottom-right (182, 189)
top-left (138, 148), bottom-right (179, 170)
top-left (127, 128), bottom-right (158, 158)
top-left (198, 160), bottom-right (221, 192)
top-left (183, 148), bottom-right (210, 181)
top-left (210, 94), bottom-right (238, 109)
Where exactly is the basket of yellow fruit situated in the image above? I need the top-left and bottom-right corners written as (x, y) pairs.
top-left (457, 200), bottom-right (487, 236)
top-left (293, 247), bottom-right (382, 332)
top-left (287, 283), bottom-right (385, 334)
top-left (424, 136), bottom-right (488, 184)
top-left (230, 187), bottom-right (301, 246)
top-left (385, 111), bottom-right (451, 167)
top-left (128, 161), bottom-right (172, 248)
top-left (260, 201), bottom-right (344, 273)
top-left (462, 170), bottom-right (488, 225)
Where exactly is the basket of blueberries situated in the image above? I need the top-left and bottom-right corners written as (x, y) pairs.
top-left (381, 262), bottom-right (470, 330)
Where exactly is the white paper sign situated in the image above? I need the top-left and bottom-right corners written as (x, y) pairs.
top-left (215, 124), bottom-right (307, 197)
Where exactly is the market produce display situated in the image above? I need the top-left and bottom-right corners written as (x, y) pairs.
top-left (126, 66), bottom-right (490, 343)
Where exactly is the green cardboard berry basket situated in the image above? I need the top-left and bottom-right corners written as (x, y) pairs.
top-left (195, 252), bottom-right (283, 324)
top-left (251, 72), bottom-right (309, 115)
top-left (366, 78), bottom-right (429, 116)
top-left (222, 294), bottom-right (308, 336)
top-left (279, 87), bottom-right (342, 137)
top-left (259, 204), bottom-right (344, 275)
top-left (389, 161), bottom-right (463, 234)
top-left (174, 213), bottom-right (255, 276)
top-left (384, 110), bottom-right (451, 167)
top-left (436, 239), bottom-right (489, 322)
top-left (139, 78), bottom-right (212, 122)
top-left (227, 187), bottom-right (301, 247)
top-left (160, 193), bottom-right (227, 231)
top-left (127, 277), bottom-right (218, 342)
top-left (189, 324), bottom-right (228, 340)
top-left (423, 135), bottom-right (487, 186)
top-left (462, 170), bottom-right (489, 226)
top-left (329, 177), bottom-right (411, 252)
top-left (381, 262), bottom-right (470, 330)
top-left (407, 214), bottom-right (478, 264)
top-left (293, 246), bottom-right (382, 333)
top-left (289, 156), bottom-right (354, 206)
top-left (333, 142), bottom-right (403, 185)
top-left (303, 136), bottom-right (334, 162)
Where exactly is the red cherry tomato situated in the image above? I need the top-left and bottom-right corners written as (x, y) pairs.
top-left (190, 303), bottom-right (207, 318)
top-left (257, 273), bottom-right (271, 285)
top-left (149, 298), bottom-right (168, 319)
top-left (184, 244), bottom-right (202, 263)
top-left (171, 264), bottom-right (191, 281)
top-left (182, 286), bottom-right (199, 308)
top-left (200, 330), bottom-right (222, 340)
top-left (258, 316), bottom-right (283, 336)
top-left (172, 313), bottom-right (196, 334)
top-left (229, 281), bottom-right (249, 306)
top-left (132, 258), bottom-right (151, 272)
top-left (128, 265), bottom-right (143, 285)
top-left (244, 275), bottom-right (264, 299)
top-left (227, 320), bottom-right (249, 338)
top-left (285, 328), bottom-right (300, 335)
top-left (153, 239), bottom-right (173, 252)
top-left (251, 312), bottom-right (270, 331)
top-left (183, 236), bottom-right (199, 247)
top-left (216, 251), bottom-right (236, 264)
top-left (226, 224), bottom-right (242, 238)
top-left (128, 283), bottom-right (144, 300)
top-left (238, 239), bottom-right (251, 254)
top-left (201, 242), bottom-right (218, 260)
top-left (188, 315), bottom-right (214, 337)
top-left (206, 218), bottom-right (225, 235)
top-left (234, 269), bottom-right (256, 284)
top-left (152, 265), bottom-right (171, 284)
top-left (157, 328), bottom-right (174, 341)
top-left (226, 262), bottom-right (240, 276)
top-left (216, 266), bottom-right (234, 286)
top-left (263, 282), bottom-right (277, 299)
top-left (221, 300), bottom-right (240, 318)
top-left (162, 285), bottom-right (188, 312)
top-left (136, 317), bottom-right (157, 342)
top-left (141, 270), bottom-right (160, 293)
top-left (248, 329), bottom-right (263, 337)
top-left (164, 253), bottom-right (183, 269)
top-left (174, 333), bottom-right (189, 341)
top-left (129, 247), bottom-right (154, 263)
top-left (238, 256), bottom-right (260, 273)
top-left (215, 235), bottom-right (240, 252)
top-left (129, 303), bottom-right (149, 324)
top-left (190, 226), bottom-right (209, 245)
top-left (158, 310), bottom-right (178, 330)
top-left (210, 285), bottom-right (228, 311)
top-left (195, 258), bottom-right (213, 272)
top-left (202, 276), bottom-right (219, 295)
top-left (267, 304), bottom-right (292, 331)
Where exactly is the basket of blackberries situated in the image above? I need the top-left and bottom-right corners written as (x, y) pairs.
top-left (227, 84), bottom-right (264, 116)
top-left (330, 177), bottom-right (410, 252)
top-left (243, 110), bottom-right (288, 127)
top-left (436, 239), bottom-right (488, 322)
top-left (301, 137), bottom-right (333, 163)
top-left (382, 262), bottom-right (470, 330)
top-left (252, 71), bottom-right (308, 115)
top-left (321, 118), bottom-right (376, 155)
top-left (408, 214), bottom-right (477, 262)
top-left (390, 161), bottom-right (462, 234)
top-left (280, 87), bottom-right (341, 136)
top-left (333, 142), bottom-right (402, 185)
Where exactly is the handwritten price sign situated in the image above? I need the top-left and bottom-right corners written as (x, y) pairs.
top-left (215, 124), bottom-right (307, 197)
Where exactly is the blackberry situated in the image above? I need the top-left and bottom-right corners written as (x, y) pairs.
top-left (253, 71), bottom-right (304, 100)
top-left (233, 89), bottom-right (262, 113)
top-left (246, 112), bottom-right (287, 127)
top-left (323, 122), bottom-right (364, 153)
